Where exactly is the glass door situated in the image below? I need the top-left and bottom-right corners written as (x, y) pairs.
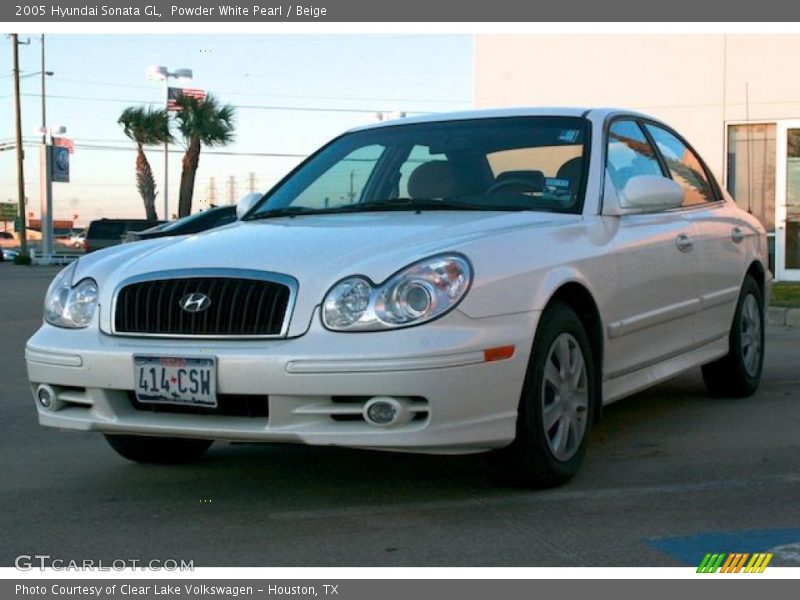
top-left (776, 121), bottom-right (800, 281)
top-left (726, 123), bottom-right (776, 274)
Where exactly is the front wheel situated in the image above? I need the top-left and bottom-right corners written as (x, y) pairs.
top-left (701, 275), bottom-right (764, 397)
top-left (105, 434), bottom-right (213, 464)
top-left (499, 302), bottom-right (596, 488)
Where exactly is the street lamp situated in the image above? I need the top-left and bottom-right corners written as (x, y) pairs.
top-left (38, 33), bottom-right (59, 259)
top-left (18, 70), bottom-right (53, 81)
top-left (147, 65), bottom-right (193, 221)
top-left (373, 111), bottom-right (407, 122)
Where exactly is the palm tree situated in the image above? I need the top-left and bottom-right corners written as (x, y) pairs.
top-left (174, 93), bottom-right (236, 217)
top-left (117, 106), bottom-right (172, 222)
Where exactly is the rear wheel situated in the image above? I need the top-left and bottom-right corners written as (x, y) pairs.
top-left (104, 434), bottom-right (213, 464)
top-left (500, 302), bottom-right (596, 488)
top-left (701, 275), bottom-right (764, 397)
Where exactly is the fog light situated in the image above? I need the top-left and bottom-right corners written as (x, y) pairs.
top-left (36, 384), bottom-right (56, 409)
top-left (363, 396), bottom-right (414, 428)
top-left (366, 400), bottom-right (397, 425)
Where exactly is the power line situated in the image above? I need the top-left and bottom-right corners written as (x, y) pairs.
top-left (46, 75), bottom-right (471, 105)
top-left (70, 142), bottom-right (309, 158)
top-left (5, 140), bottom-right (310, 159)
top-left (4, 92), bottom-right (431, 115)
top-left (52, 34), bottom-right (451, 45)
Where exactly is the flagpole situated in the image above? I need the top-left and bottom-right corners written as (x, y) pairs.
top-left (147, 66), bottom-right (192, 222)
top-left (163, 79), bottom-right (169, 221)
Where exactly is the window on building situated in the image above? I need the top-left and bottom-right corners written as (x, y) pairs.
top-left (726, 124), bottom-right (776, 232)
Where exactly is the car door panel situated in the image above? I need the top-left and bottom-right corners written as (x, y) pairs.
top-left (684, 203), bottom-right (752, 343)
top-left (601, 212), bottom-right (700, 380)
top-left (642, 123), bottom-right (747, 345)
top-left (600, 118), bottom-right (701, 380)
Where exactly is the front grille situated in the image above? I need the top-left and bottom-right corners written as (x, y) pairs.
top-left (128, 392), bottom-right (269, 418)
top-left (114, 275), bottom-right (292, 337)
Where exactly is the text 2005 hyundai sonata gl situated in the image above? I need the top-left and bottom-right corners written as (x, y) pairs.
top-left (26, 108), bottom-right (769, 487)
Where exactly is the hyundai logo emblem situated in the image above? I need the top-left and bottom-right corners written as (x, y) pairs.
top-left (179, 292), bottom-right (212, 313)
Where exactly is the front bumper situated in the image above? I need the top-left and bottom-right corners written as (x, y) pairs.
top-left (26, 309), bottom-right (539, 454)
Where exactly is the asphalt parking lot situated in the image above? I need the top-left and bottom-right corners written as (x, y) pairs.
top-left (1, 263), bottom-right (799, 567)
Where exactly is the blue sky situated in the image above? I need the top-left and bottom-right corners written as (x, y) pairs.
top-left (0, 34), bottom-right (473, 225)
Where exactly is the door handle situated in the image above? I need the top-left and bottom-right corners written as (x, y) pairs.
top-left (731, 226), bottom-right (745, 244)
top-left (675, 233), bottom-right (693, 252)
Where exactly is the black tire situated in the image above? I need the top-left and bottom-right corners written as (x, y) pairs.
top-left (104, 434), bottom-right (213, 464)
top-left (701, 275), bottom-right (764, 397)
top-left (499, 302), bottom-right (596, 488)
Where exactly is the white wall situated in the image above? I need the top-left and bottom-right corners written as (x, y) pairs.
top-left (475, 35), bottom-right (800, 181)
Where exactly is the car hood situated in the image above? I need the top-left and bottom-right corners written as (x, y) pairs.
top-left (76, 211), bottom-right (573, 335)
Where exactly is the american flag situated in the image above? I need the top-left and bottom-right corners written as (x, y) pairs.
top-left (167, 87), bottom-right (207, 111)
top-left (52, 136), bottom-right (75, 154)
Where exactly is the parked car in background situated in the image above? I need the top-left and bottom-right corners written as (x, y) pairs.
top-left (68, 230), bottom-right (86, 249)
top-left (83, 219), bottom-right (162, 253)
top-left (124, 205), bottom-right (238, 243)
top-left (1, 247), bottom-right (18, 261)
top-left (26, 108), bottom-right (769, 487)
top-left (0, 231), bottom-right (17, 249)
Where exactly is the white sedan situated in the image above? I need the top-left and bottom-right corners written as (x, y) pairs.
top-left (25, 108), bottom-right (768, 487)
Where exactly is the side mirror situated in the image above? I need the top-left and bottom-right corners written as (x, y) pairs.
top-left (603, 173), bottom-right (684, 215)
top-left (236, 192), bottom-right (263, 220)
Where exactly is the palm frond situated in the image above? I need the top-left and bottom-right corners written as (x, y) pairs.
top-left (174, 93), bottom-right (236, 148)
top-left (117, 105), bottom-right (173, 146)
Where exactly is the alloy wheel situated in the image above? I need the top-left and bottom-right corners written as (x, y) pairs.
top-left (541, 333), bottom-right (589, 461)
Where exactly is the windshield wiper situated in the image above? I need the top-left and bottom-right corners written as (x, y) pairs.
top-left (350, 197), bottom-right (535, 213)
top-left (247, 197), bottom-right (528, 220)
top-left (347, 197), bottom-right (491, 212)
top-left (246, 206), bottom-right (334, 220)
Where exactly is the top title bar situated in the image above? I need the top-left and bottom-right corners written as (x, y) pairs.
top-left (4, 0), bottom-right (800, 22)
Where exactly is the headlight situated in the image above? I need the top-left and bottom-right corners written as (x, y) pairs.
top-left (322, 254), bottom-right (472, 331)
top-left (44, 263), bottom-right (99, 328)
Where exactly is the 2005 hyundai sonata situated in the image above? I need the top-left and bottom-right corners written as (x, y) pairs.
top-left (26, 108), bottom-right (769, 487)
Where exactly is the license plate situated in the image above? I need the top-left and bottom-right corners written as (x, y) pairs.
top-left (134, 356), bottom-right (217, 408)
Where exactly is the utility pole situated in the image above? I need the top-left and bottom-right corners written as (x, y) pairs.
top-left (39, 33), bottom-right (54, 258)
top-left (248, 172), bottom-right (256, 193)
top-left (40, 35), bottom-right (46, 145)
top-left (12, 34), bottom-right (29, 257)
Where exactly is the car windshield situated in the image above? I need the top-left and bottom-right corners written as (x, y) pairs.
top-left (247, 116), bottom-right (590, 219)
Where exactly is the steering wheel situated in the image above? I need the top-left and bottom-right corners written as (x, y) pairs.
top-left (486, 179), bottom-right (541, 195)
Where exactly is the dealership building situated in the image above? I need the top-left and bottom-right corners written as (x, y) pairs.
top-left (474, 34), bottom-right (800, 281)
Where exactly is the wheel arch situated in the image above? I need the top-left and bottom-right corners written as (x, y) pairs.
top-left (542, 281), bottom-right (605, 423)
top-left (745, 260), bottom-right (766, 302)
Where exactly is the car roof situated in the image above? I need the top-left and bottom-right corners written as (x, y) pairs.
top-left (349, 107), bottom-right (593, 133)
top-left (348, 107), bottom-right (661, 133)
